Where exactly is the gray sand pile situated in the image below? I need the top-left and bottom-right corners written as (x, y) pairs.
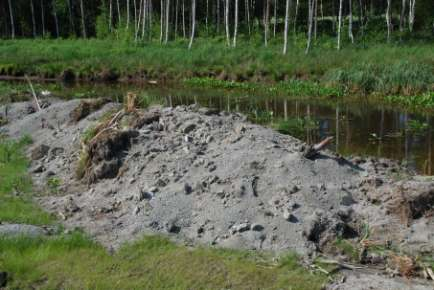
top-left (1, 98), bottom-right (433, 289)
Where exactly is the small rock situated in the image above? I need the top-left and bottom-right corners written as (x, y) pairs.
top-left (31, 144), bottom-right (50, 160)
top-left (184, 183), bottom-right (193, 195)
top-left (289, 185), bottom-right (300, 194)
top-left (251, 224), bottom-right (264, 231)
top-left (133, 206), bottom-right (140, 215)
top-left (184, 135), bottom-right (193, 143)
top-left (166, 220), bottom-right (181, 234)
top-left (138, 190), bottom-right (153, 201)
top-left (0, 224), bottom-right (46, 238)
top-left (31, 164), bottom-right (46, 173)
top-left (231, 223), bottom-right (251, 234)
top-left (182, 122), bottom-right (197, 134)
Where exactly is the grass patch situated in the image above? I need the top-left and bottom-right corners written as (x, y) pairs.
top-left (0, 38), bottom-right (433, 96)
top-left (0, 136), bottom-right (54, 225)
top-left (0, 233), bottom-right (327, 289)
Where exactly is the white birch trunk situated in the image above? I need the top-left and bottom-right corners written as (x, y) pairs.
top-left (182, 0), bottom-right (186, 38)
top-left (225, 0), bottom-right (230, 46)
top-left (165, 0), bottom-right (170, 44)
top-left (400, 0), bottom-right (407, 32)
top-left (109, 0), bottom-right (113, 31)
top-left (273, 0), bottom-right (277, 38)
top-left (386, 0), bottom-right (392, 41)
top-left (305, 0), bottom-right (314, 54)
top-left (349, 0), bottom-right (354, 43)
top-left (135, 0), bottom-right (143, 41)
top-left (188, 0), bottom-right (196, 50)
top-left (117, 0), bottom-right (122, 27)
top-left (283, 0), bottom-right (291, 54)
top-left (409, 0), bottom-right (416, 32)
top-left (127, 0), bottom-right (130, 29)
top-left (160, 0), bottom-right (164, 43)
top-left (264, 0), bottom-right (270, 46)
top-left (233, 0), bottom-right (239, 47)
top-left (337, 0), bottom-right (343, 50)
top-left (293, 0), bottom-right (299, 40)
top-left (80, 0), bottom-right (87, 38)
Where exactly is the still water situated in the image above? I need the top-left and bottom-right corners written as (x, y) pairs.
top-left (49, 83), bottom-right (434, 175)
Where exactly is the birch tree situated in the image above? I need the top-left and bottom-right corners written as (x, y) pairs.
top-left (160, 0), bottom-right (164, 43)
top-left (52, 1), bottom-right (60, 37)
top-left (283, 0), bottom-right (291, 54)
top-left (117, 0), bottom-right (122, 27)
top-left (165, 0), bottom-right (170, 44)
top-left (306, 0), bottom-right (315, 54)
top-left (400, 0), bottom-right (407, 32)
top-left (386, 0), bottom-right (392, 41)
top-left (188, 0), bottom-right (196, 49)
top-left (337, 0), bottom-right (344, 50)
top-left (233, 0), bottom-right (239, 47)
top-left (80, 0), bottom-right (87, 38)
top-left (31, 0), bottom-right (37, 37)
top-left (225, 0), bottom-right (230, 46)
top-left (264, 0), bottom-right (270, 46)
top-left (41, 0), bottom-right (46, 37)
top-left (109, 0), bottom-right (113, 31)
top-left (349, 0), bottom-right (354, 43)
top-left (127, 0), bottom-right (130, 29)
top-left (409, 0), bottom-right (416, 32)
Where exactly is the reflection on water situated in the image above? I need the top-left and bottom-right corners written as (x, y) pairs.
top-left (50, 83), bottom-right (434, 175)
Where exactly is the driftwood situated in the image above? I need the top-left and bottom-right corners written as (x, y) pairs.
top-left (303, 136), bottom-right (334, 159)
top-left (317, 258), bottom-right (365, 270)
top-left (25, 75), bottom-right (41, 111)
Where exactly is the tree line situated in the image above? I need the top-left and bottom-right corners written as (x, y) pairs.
top-left (1, 0), bottom-right (433, 52)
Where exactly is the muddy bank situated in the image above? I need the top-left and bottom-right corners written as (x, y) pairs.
top-left (1, 98), bottom-right (433, 289)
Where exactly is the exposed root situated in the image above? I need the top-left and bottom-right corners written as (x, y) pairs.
top-left (75, 93), bottom-right (160, 183)
top-left (388, 254), bottom-right (416, 278)
top-left (69, 98), bottom-right (111, 124)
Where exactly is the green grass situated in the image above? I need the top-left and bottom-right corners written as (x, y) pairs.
top-left (0, 136), bottom-right (54, 225)
top-left (0, 38), bottom-right (433, 96)
top-left (0, 231), bottom-right (327, 289)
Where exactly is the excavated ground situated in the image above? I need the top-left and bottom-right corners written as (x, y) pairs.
top-left (1, 98), bottom-right (434, 289)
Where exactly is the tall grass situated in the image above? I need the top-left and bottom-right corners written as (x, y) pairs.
top-left (0, 38), bottom-right (433, 95)
top-left (0, 136), bottom-right (54, 225)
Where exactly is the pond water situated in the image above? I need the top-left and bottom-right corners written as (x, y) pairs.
top-left (6, 82), bottom-right (434, 175)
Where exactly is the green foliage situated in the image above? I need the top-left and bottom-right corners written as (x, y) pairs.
top-left (0, 233), bottom-right (326, 290)
top-left (47, 177), bottom-right (62, 194)
top-left (273, 117), bottom-right (319, 139)
top-left (385, 92), bottom-right (434, 109)
top-left (326, 61), bottom-right (434, 95)
top-left (406, 119), bottom-right (430, 134)
top-left (333, 239), bottom-right (359, 262)
top-left (0, 136), bottom-right (54, 225)
top-left (0, 39), bottom-right (433, 98)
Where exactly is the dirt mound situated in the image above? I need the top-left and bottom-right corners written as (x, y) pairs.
top-left (2, 98), bottom-right (434, 289)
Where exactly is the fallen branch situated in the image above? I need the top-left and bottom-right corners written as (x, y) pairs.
top-left (25, 75), bottom-right (41, 111)
top-left (303, 136), bottom-right (334, 159)
top-left (316, 258), bottom-right (365, 270)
